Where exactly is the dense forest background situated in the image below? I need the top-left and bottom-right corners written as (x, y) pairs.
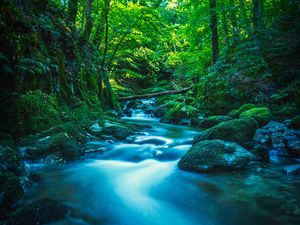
top-left (0, 0), bottom-right (299, 137)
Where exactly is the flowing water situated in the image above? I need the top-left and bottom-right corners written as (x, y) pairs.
top-left (23, 108), bottom-right (300, 225)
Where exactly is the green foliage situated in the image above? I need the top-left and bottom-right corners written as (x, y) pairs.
top-left (15, 90), bottom-right (61, 136)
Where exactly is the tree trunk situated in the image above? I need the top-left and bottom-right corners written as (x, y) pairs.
top-left (85, 0), bottom-right (93, 42)
top-left (221, 3), bottom-right (230, 48)
top-left (253, 0), bottom-right (264, 35)
top-left (239, 0), bottom-right (252, 36)
top-left (68, 0), bottom-right (79, 25)
top-left (209, 0), bottom-right (219, 63)
top-left (229, 0), bottom-right (239, 42)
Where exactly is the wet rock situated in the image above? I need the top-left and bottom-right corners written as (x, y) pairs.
top-left (197, 116), bottom-right (232, 129)
top-left (251, 144), bottom-right (270, 161)
top-left (252, 121), bottom-right (300, 158)
top-left (178, 140), bottom-right (254, 173)
top-left (193, 118), bottom-right (258, 147)
top-left (90, 122), bottom-right (102, 132)
top-left (287, 140), bottom-right (300, 156)
top-left (8, 198), bottom-right (70, 225)
top-left (0, 145), bottom-right (26, 176)
top-left (284, 164), bottom-right (300, 175)
top-left (0, 172), bottom-right (24, 210)
top-left (101, 126), bottom-right (134, 141)
top-left (24, 132), bottom-right (83, 161)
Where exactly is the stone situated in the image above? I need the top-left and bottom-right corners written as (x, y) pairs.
top-left (193, 117), bottom-right (258, 147)
top-left (8, 198), bottom-right (70, 225)
top-left (240, 107), bottom-right (272, 127)
top-left (178, 140), bottom-right (254, 173)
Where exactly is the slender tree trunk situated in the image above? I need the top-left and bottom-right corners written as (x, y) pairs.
top-left (209, 0), bottom-right (219, 63)
top-left (68, 0), bottom-right (79, 25)
top-left (229, 0), bottom-right (239, 42)
top-left (239, 0), bottom-right (252, 36)
top-left (85, 0), bottom-right (93, 42)
top-left (253, 0), bottom-right (264, 35)
top-left (221, 4), bottom-right (230, 49)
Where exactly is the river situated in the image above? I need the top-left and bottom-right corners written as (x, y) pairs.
top-left (23, 109), bottom-right (300, 225)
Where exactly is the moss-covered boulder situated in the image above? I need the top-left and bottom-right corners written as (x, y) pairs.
top-left (228, 103), bottom-right (256, 118)
top-left (8, 198), bottom-right (70, 225)
top-left (15, 90), bottom-right (61, 136)
top-left (193, 118), bottom-right (258, 147)
top-left (178, 140), bottom-right (254, 173)
top-left (239, 107), bottom-right (272, 127)
top-left (289, 115), bottom-right (300, 130)
top-left (101, 125), bottom-right (135, 141)
top-left (0, 172), bottom-right (24, 210)
top-left (24, 132), bottom-right (83, 161)
top-left (0, 145), bottom-right (26, 176)
top-left (161, 103), bottom-right (197, 123)
top-left (198, 116), bottom-right (232, 129)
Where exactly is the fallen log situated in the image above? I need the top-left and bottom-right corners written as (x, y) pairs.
top-left (118, 86), bottom-right (192, 101)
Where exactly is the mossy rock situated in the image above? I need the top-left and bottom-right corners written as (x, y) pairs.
top-left (178, 140), bottom-right (254, 173)
top-left (0, 172), bottom-right (24, 210)
top-left (193, 118), bottom-right (258, 147)
top-left (100, 126), bottom-right (135, 141)
top-left (289, 115), bottom-right (300, 130)
top-left (198, 116), bottom-right (232, 129)
top-left (25, 132), bottom-right (83, 161)
top-left (240, 107), bottom-right (272, 127)
top-left (15, 90), bottom-right (61, 137)
top-left (8, 198), bottom-right (70, 225)
top-left (0, 145), bottom-right (26, 176)
top-left (161, 103), bottom-right (197, 123)
top-left (228, 103), bottom-right (256, 118)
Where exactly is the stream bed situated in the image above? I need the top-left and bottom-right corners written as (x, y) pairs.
top-left (23, 113), bottom-right (300, 225)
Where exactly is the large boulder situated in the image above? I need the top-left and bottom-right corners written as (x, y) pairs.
top-left (240, 107), bottom-right (272, 127)
top-left (101, 125), bottom-right (135, 141)
top-left (193, 118), bottom-right (258, 147)
top-left (8, 198), bottom-right (70, 225)
top-left (198, 115), bottom-right (232, 129)
top-left (228, 103), bottom-right (256, 118)
top-left (0, 145), bottom-right (26, 176)
top-left (24, 132), bottom-right (83, 161)
top-left (0, 172), bottom-right (24, 211)
top-left (178, 140), bottom-right (254, 173)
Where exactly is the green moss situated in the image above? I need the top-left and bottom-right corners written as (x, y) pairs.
top-left (162, 103), bottom-right (197, 123)
top-left (0, 171), bottom-right (24, 210)
top-left (25, 132), bottom-right (82, 160)
top-left (178, 140), bottom-right (254, 172)
top-left (15, 90), bottom-right (61, 137)
top-left (228, 103), bottom-right (256, 118)
top-left (0, 145), bottom-right (25, 175)
top-left (198, 116), bottom-right (232, 128)
top-left (240, 107), bottom-right (272, 127)
top-left (193, 117), bottom-right (258, 147)
top-left (289, 114), bottom-right (300, 130)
